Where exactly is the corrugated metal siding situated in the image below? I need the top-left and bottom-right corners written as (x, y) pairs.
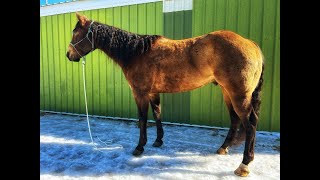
top-left (191, 0), bottom-right (280, 131)
top-left (40, 2), bottom-right (163, 119)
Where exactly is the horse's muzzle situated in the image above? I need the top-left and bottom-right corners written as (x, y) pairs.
top-left (66, 51), bottom-right (80, 62)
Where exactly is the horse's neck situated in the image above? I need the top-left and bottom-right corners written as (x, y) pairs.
top-left (94, 22), bottom-right (160, 67)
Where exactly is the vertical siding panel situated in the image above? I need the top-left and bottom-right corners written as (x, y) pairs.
top-left (58, 14), bottom-right (68, 112)
top-left (146, 3), bottom-right (156, 34)
top-left (155, 2), bottom-right (163, 35)
top-left (52, 15), bottom-right (62, 112)
top-left (271, 0), bottom-right (280, 131)
top-left (98, 9), bottom-right (107, 116)
top-left (138, 4), bottom-right (147, 34)
top-left (105, 8), bottom-right (116, 117)
top-left (42, 17), bottom-right (50, 110)
top-left (225, 0), bottom-right (238, 32)
top-left (129, 5), bottom-right (138, 117)
top-left (113, 7), bottom-right (123, 117)
top-left (204, 0), bottom-right (214, 32)
top-left (237, 0), bottom-right (250, 37)
top-left (183, 11), bottom-right (192, 38)
top-left (91, 10), bottom-right (100, 115)
top-left (47, 16), bottom-right (56, 111)
top-left (215, 0), bottom-right (227, 30)
top-left (64, 13), bottom-right (74, 112)
top-left (173, 12), bottom-right (183, 39)
top-left (40, 18), bottom-right (44, 110)
top-left (121, 6), bottom-right (131, 118)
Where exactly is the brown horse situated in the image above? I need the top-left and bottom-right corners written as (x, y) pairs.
top-left (66, 12), bottom-right (264, 177)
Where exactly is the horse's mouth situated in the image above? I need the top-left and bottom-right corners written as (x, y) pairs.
top-left (67, 56), bottom-right (80, 62)
top-left (70, 58), bottom-right (80, 62)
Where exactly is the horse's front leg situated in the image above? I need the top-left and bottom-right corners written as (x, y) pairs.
top-left (132, 92), bottom-right (149, 156)
top-left (149, 93), bottom-right (163, 147)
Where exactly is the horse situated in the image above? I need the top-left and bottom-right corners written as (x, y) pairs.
top-left (66, 12), bottom-right (264, 177)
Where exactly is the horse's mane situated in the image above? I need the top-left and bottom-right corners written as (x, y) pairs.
top-left (93, 22), bottom-right (161, 65)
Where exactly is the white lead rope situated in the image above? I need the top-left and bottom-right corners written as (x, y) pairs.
top-left (82, 57), bottom-right (94, 145)
top-left (81, 57), bottom-right (122, 152)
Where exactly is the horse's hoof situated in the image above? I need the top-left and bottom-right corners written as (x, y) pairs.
top-left (234, 163), bottom-right (250, 177)
top-left (132, 148), bottom-right (144, 156)
top-left (152, 139), bottom-right (163, 147)
top-left (216, 147), bottom-right (228, 155)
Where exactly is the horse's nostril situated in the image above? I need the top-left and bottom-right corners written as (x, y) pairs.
top-left (66, 52), bottom-right (69, 58)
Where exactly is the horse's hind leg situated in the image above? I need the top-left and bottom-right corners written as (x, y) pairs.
top-left (149, 93), bottom-right (164, 147)
top-left (216, 88), bottom-right (241, 155)
top-left (230, 94), bottom-right (259, 177)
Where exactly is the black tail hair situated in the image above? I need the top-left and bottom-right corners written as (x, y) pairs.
top-left (251, 62), bottom-right (264, 116)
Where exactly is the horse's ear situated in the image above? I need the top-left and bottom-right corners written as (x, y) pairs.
top-left (76, 12), bottom-right (88, 26)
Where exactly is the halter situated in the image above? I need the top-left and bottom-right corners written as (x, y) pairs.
top-left (69, 21), bottom-right (95, 60)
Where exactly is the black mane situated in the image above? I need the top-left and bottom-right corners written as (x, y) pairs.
top-left (92, 22), bottom-right (161, 65)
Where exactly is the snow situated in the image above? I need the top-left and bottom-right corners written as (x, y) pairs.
top-left (40, 113), bottom-right (280, 180)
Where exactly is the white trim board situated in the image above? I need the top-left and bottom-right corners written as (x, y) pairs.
top-left (163, 0), bottom-right (192, 13)
top-left (40, 0), bottom-right (162, 17)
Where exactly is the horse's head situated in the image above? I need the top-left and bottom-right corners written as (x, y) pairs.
top-left (66, 12), bottom-right (95, 62)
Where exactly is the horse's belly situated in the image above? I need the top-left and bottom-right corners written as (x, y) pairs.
top-left (151, 73), bottom-right (215, 93)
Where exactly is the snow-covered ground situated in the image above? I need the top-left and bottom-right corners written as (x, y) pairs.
top-left (40, 113), bottom-right (280, 180)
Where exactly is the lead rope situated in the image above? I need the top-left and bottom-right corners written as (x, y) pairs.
top-left (82, 56), bottom-right (122, 151)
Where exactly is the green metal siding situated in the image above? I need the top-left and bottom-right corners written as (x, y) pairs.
top-left (40, 0), bottom-right (279, 131)
top-left (191, 0), bottom-right (280, 131)
top-left (40, 2), bottom-right (164, 119)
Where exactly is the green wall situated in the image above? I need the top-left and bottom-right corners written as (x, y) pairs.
top-left (40, 0), bottom-right (280, 131)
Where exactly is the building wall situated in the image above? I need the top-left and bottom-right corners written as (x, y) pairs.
top-left (40, 0), bottom-right (280, 131)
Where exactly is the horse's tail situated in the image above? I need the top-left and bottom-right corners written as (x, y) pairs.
top-left (233, 48), bottom-right (264, 146)
top-left (251, 61), bottom-right (264, 117)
